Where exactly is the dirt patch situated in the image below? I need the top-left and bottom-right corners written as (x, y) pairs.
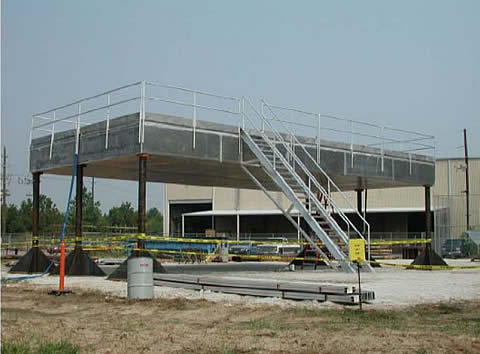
top-left (2, 283), bottom-right (480, 353)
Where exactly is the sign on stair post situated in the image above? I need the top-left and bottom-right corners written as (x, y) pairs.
top-left (349, 238), bottom-right (366, 310)
top-left (349, 239), bottom-right (366, 263)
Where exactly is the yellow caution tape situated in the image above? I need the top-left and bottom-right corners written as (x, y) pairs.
top-left (5, 240), bottom-right (474, 270)
top-left (370, 239), bottom-right (431, 245)
top-left (0, 234), bottom-right (432, 248)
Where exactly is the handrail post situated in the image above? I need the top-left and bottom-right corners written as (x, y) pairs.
top-left (317, 113), bottom-right (321, 163)
top-left (138, 82), bottom-right (143, 144)
top-left (193, 91), bottom-right (197, 149)
top-left (273, 137), bottom-right (276, 170)
top-left (367, 225), bottom-right (371, 262)
top-left (29, 115), bottom-right (35, 150)
top-left (105, 94), bottom-right (111, 149)
top-left (308, 177), bottom-right (312, 213)
top-left (141, 81), bottom-right (146, 145)
top-left (409, 152), bottom-right (412, 175)
top-left (381, 126), bottom-right (385, 172)
top-left (242, 98), bottom-right (245, 130)
top-left (261, 101), bottom-right (265, 133)
top-left (291, 134), bottom-right (294, 169)
top-left (350, 120), bottom-right (354, 168)
top-left (49, 111), bottom-right (56, 160)
top-left (327, 179), bottom-right (331, 214)
top-left (75, 103), bottom-right (82, 154)
top-left (238, 99), bottom-right (242, 154)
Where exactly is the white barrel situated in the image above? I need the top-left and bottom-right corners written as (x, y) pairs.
top-left (127, 257), bottom-right (153, 300)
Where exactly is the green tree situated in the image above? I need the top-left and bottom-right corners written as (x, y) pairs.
top-left (106, 202), bottom-right (137, 228)
top-left (68, 187), bottom-right (107, 232)
top-left (5, 204), bottom-right (27, 233)
top-left (17, 195), bottom-right (64, 234)
top-left (146, 207), bottom-right (163, 234)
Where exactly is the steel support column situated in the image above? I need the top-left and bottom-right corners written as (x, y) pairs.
top-left (364, 189), bottom-right (368, 234)
top-left (32, 172), bottom-right (41, 247)
top-left (9, 171), bottom-right (53, 274)
top-left (410, 185), bottom-right (447, 267)
top-left (138, 154), bottom-right (148, 249)
top-left (425, 185), bottom-right (431, 247)
top-left (75, 165), bottom-right (84, 247)
top-left (356, 189), bottom-right (363, 215)
top-left (236, 213), bottom-right (240, 241)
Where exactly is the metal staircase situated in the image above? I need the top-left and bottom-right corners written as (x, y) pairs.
top-left (239, 97), bottom-right (373, 273)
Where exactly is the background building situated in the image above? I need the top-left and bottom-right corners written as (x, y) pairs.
top-left (163, 157), bottom-right (480, 254)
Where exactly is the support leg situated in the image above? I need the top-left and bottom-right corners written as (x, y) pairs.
top-left (138, 154), bottom-right (148, 249)
top-left (51, 164), bottom-right (105, 276)
top-left (32, 172), bottom-right (41, 248)
top-left (108, 154), bottom-right (166, 279)
top-left (31, 172), bottom-right (41, 270)
top-left (410, 186), bottom-right (447, 268)
top-left (75, 164), bottom-right (84, 248)
top-left (9, 172), bottom-right (53, 273)
top-left (356, 189), bottom-right (363, 216)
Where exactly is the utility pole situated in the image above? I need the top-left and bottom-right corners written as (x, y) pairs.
top-left (2, 146), bottom-right (8, 235)
top-left (463, 129), bottom-right (470, 231)
top-left (91, 176), bottom-right (95, 206)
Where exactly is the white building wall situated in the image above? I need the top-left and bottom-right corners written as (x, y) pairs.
top-left (164, 157), bottom-right (480, 235)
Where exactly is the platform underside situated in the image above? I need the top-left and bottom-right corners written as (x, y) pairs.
top-left (30, 113), bottom-right (435, 191)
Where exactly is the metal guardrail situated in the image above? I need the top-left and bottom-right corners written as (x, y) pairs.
top-left (30, 81), bottom-right (242, 158)
top-left (264, 103), bottom-right (436, 164)
top-left (259, 100), bottom-right (371, 258)
top-left (30, 81), bottom-right (435, 167)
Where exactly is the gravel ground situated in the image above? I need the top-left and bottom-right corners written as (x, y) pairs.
top-left (3, 259), bottom-right (480, 308)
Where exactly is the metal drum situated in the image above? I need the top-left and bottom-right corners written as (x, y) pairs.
top-left (127, 257), bottom-right (153, 300)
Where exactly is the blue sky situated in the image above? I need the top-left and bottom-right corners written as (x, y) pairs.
top-left (2, 0), bottom-right (479, 212)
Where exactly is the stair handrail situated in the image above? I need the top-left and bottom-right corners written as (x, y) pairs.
top-left (241, 97), bottom-right (358, 247)
top-left (260, 99), bottom-right (370, 249)
top-left (240, 100), bottom-right (350, 264)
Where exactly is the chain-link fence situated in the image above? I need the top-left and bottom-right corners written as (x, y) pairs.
top-left (434, 194), bottom-right (480, 257)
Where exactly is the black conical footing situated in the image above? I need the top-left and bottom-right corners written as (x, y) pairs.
top-left (289, 248), bottom-right (328, 268)
top-left (107, 250), bottom-right (166, 280)
top-left (51, 247), bottom-right (106, 276)
top-left (410, 246), bottom-right (448, 268)
top-left (9, 247), bottom-right (56, 274)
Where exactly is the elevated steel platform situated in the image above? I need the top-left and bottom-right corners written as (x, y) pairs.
top-left (29, 81), bottom-right (435, 190)
top-left (30, 111), bottom-right (434, 190)
top-left (27, 81), bottom-right (438, 274)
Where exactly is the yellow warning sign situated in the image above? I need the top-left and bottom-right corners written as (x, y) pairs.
top-left (349, 239), bottom-right (366, 263)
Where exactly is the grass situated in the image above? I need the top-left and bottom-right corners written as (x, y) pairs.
top-left (234, 318), bottom-right (291, 331)
top-left (246, 301), bottom-right (480, 337)
top-left (3, 281), bottom-right (480, 354)
top-left (2, 339), bottom-right (79, 354)
top-left (114, 319), bottom-right (148, 332)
